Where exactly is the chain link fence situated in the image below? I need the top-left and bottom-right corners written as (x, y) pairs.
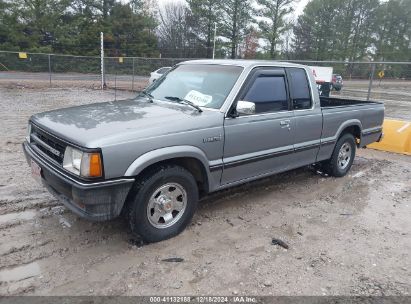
top-left (0, 51), bottom-right (188, 92)
top-left (284, 59), bottom-right (411, 104)
top-left (1, 51), bottom-right (410, 109)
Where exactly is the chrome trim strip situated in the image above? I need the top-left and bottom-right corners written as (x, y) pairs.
top-left (209, 164), bottom-right (223, 172)
top-left (221, 144), bottom-right (294, 170)
top-left (210, 139), bottom-right (326, 172)
top-left (294, 143), bottom-right (321, 152)
top-left (294, 139), bottom-right (321, 150)
top-left (321, 140), bottom-right (336, 146)
top-left (362, 127), bottom-right (383, 136)
top-left (223, 148), bottom-right (294, 169)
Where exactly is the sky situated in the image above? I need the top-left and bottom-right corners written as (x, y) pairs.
top-left (295, 0), bottom-right (310, 16)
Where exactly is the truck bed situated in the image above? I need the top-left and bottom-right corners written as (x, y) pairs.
top-left (320, 97), bottom-right (382, 108)
top-left (318, 96), bottom-right (384, 156)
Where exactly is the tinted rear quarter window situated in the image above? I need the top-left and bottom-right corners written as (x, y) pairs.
top-left (287, 68), bottom-right (312, 110)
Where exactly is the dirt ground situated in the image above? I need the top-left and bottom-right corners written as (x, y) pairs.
top-left (0, 87), bottom-right (410, 296)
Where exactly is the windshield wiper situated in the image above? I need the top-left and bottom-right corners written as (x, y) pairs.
top-left (164, 96), bottom-right (203, 113)
top-left (139, 91), bottom-right (154, 103)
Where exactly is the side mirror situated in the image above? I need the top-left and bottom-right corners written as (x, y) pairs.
top-left (236, 100), bottom-right (255, 115)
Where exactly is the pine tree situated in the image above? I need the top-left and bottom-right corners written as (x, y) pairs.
top-left (219, 0), bottom-right (254, 59)
top-left (187, 0), bottom-right (220, 58)
top-left (256, 0), bottom-right (294, 59)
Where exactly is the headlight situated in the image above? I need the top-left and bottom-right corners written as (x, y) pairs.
top-left (26, 123), bottom-right (32, 143)
top-left (63, 146), bottom-right (102, 178)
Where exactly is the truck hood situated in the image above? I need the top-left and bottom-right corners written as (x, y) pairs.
top-left (30, 98), bottom-right (223, 148)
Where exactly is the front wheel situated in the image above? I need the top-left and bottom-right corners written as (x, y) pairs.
top-left (128, 165), bottom-right (198, 243)
top-left (323, 133), bottom-right (356, 177)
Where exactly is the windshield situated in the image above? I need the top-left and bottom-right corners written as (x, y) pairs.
top-left (145, 64), bottom-right (243, 109)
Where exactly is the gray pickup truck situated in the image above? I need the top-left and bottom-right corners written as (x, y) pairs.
top-left (23, 60), bottom-right (384, 242)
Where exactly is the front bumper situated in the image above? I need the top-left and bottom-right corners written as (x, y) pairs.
top-left (23, 141), bottom-right (134, 221)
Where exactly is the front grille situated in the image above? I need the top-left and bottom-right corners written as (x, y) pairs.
top-left (30, 124), bottom-right (66, 165)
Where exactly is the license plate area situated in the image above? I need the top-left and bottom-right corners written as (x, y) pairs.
top-left (31, 160), bottom-right (42, 183)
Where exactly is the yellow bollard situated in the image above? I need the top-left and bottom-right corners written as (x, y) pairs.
top-left (368, 119), bottom-right (411, 155)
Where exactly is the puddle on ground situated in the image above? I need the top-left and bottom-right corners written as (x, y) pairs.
top-left (0, 210), bottom-right (37, 225)
top-left (0, 262), bottom-right (40, 282)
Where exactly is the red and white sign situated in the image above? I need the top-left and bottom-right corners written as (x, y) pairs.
top-left (309, 66), bottom-right (333, 83)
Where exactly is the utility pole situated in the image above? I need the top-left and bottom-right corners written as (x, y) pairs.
top-left (100, 32), bottom-right (105, 90)
top-left (212, 22), bottom-right (217, 60)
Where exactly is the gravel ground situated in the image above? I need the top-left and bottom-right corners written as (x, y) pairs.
top-left (0, 87), bottom-right (410, 296)
top-left (334, 80), bottom-right (411, 120)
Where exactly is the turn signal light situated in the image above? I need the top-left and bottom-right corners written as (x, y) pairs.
top-left (88, 153), bottom-right (102, 177)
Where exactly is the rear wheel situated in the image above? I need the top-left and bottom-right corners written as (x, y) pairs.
top-left (128, 165), bottom-right (198, 243)
top-left (323, 133), bottom-right (356, 177)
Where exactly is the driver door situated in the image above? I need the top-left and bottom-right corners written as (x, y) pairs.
top-left (221, 68), bottom-right (296, 185)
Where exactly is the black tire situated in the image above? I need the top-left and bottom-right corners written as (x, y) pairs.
top-left (128, 165), bottom-right (198, 243)
top-left (323, 133), bottom-right (356, 177)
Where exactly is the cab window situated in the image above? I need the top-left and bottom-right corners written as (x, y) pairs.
top-left (243, 75), bottom-right (288, 114)
top-left (287, 68), bottom-right (312, 110)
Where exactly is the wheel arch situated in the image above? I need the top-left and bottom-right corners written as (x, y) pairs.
top-left (336, 120), bottom-right (362, 146)
top-left (124, 146), bottom-right (211, 196)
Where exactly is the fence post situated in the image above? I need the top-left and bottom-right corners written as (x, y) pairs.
top-left (100, 32), bottom-right (104, 90)
top-left (367, 63), bottom-right (376, 101)
top-left (48, 54), bottom-right (51, 87)
top-left (132, 57), bottom-right (135, 91)
top-left (115, 71), bottom-right (117, 101)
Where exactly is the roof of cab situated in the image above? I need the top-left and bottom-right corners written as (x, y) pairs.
top-left (179, 59), bottom-right (307, 69)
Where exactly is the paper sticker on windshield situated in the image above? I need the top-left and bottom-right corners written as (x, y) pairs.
top-left (184, 90), bottom-right (212, 106)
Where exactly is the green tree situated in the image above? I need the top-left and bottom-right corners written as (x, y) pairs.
top-left (293, 0), bottom-right (339, 60)
top-left (293, 0), bottom-right (379, 63)
top-left (105, 2), bottom-right (158, 57)
top-left (4, 0), bottom-right (70, 52)
top-left (373, 0), bottom-right (411, 77)
top-left (0, 0), bottom-right (16, 49)
top-left (374, 0), bottom-right (411, 61)
top-left (187, 0), bottom-right (220, 58)
top-left (0, 0), bottom-right (159, 56)
top-left (219, 0), bottom-right (254, 59)
top-left (256, 0), bottom-right (294, 59)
